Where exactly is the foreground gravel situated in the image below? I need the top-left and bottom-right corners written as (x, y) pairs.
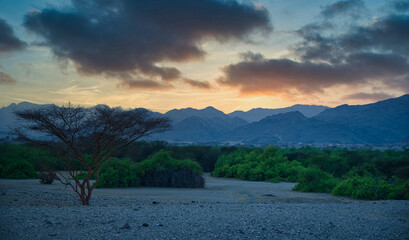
top-left (1, 177), bottom-right (408, 240)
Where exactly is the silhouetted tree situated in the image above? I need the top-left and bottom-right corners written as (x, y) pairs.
top-left (14, 103), bottom-right (170, 205)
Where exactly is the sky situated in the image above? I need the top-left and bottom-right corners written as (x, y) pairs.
top-left (0, 0), bottom-right (408, 113)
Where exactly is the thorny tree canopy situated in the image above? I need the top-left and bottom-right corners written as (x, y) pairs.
top-left (13, 103), bottom-right (170, 205)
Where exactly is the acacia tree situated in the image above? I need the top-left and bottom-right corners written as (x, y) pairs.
top-left (14, 103), bottom-right (170, 205)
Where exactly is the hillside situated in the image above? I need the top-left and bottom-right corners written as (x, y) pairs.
top-left (1, 95), bottom-right (408, 145)
top-left (314, 94), bottom-right (409, 143)
top-left (222, 111), bottom-right (377, 144)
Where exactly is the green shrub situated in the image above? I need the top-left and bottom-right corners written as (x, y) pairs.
top-left (212, 146), bottom-right (289, 182)
top-left (4, 161), bottom-right (38, 179)
top-left (236, 163), bottom-right (251, 180)
top-left (293, 168), bottom-right (338, 193)
top-left (39, 171), bottom-right (56, 184)
top-left (343, 164), bottom-right (382, 179)
top-left (0, 164), bottom-right (4, 178)
top-left (248, 165), bottom-right (265, 181)
top-left (97, 158), bottom-right (143, 188)
top-left (140, 151), bottom-right (204, 188)
top-left (393, 166), bottom-right (409, 179)
top-left (140, 150), bottom-right (203, 174)
top-left (0, 144), bottom-right (59, 171)
top-left (275, 161), bottom-right (305, 182)
top-left (72, 171), bottom-right (96, 180)
top-left (328, 155), bottom-right (350, 178)
top-left (388, 178), bottom-right (409, 200)
top-left (332, 176), bottom-right (391, 200)
top-left (211, 164), bottom-right (229, 178)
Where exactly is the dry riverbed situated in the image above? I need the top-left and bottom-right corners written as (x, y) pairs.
top-left (1, 174), bottom-right (408, 239)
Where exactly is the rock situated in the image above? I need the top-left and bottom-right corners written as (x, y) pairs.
top-left (121, 223), bottom-right (131, 229)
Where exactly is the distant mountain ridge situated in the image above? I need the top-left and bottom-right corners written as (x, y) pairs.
top-left (0, 102), bottom-right (54, 138)
top-left (224, 111), bottom-right (378, 144)
top-left (229, 104), bottom-right (329, 123)
top-left (164, 106), bottom-right (228, 124)
top-left (1, 95), bottom-right (408, 145)
top-left (313, 95), bottom-right (409, 144)
top-left (152, 116), bottom-right (248, 143)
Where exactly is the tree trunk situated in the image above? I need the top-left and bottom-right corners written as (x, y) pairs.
top-left (81, 196), bottom-right (90, 205)
top-left (78, 182), bottom-right (91, 205)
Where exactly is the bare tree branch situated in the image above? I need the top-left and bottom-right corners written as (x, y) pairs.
top-left (13, 103), bottom-right (170, 205)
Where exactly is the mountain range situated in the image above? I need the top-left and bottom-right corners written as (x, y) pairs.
top-left (1, 94), bottom-right (408, 145)
top-left (228, 104), bottom-right (329, 123)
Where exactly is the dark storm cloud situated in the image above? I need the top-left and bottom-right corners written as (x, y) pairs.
top-left (339, 14), bottom-right (409, 55)
top-left (218, 2), bottom-right (409, 96)
top-left (391, 0), bottom-right (409, 12)
top-left (343, 92), bottom-right (395, 101)
top-left (0, 18), bottom-right (25, 52)
top-left (218, 52), bottom-right (409, 94)
top-left (0, 72), bottom-right (17, 85)
top-left (320, 0), bottom-right (366, 19)
top-left (23, 0), bottom-right (271, 89)
top-left (183, 79), bottom-right (211, 89)
top-left (295, 14), bottom-right (409, 63)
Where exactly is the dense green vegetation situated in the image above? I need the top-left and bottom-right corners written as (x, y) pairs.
top-left (96, 151), bottom-right (204, 188)
top-left (139, 151), bottom-right (204, 188)
top-left (0, 141), bottom-right (227, 178)
top-left (3, 160), bottom-right (38, 179)
top-left (139, 150), bottom-right (203, 175)
top-left (116, 141), bottom-right (237, 172)
top-left (1, 142), bottom-right (408, 199)
top-left (97, 158), bottom-right (143, 188)
top-left (212, 146), bottom-right (409, 200)
top-left (0, 144), bottom-right (57, 175)
top-left (0, 143), bottom-right (203, 188)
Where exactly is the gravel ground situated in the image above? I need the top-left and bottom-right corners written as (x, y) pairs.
top-left (1, 175), bottom-right (408, 240)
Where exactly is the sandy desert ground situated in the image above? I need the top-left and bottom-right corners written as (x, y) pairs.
top-left (1, 174), bottom-right (408, 239)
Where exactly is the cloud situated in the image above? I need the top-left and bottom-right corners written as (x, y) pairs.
top-left (239, 51), bottom-right (265, 62)
top-left (218, 52), bottom-right (409, 94)
top-left (183, 79), bottom-right (211, 89)
top-left (218, 3), bottom-right (409, 97)
top-left (390, 0), bottom-right (409, 12)
top-left (295, 14), bottom-right (409, 63)
top-left (107, 71), bottom-right (173, 90)
top-left (320, 0), bottom-right (366, 19)
top-left (23, 0), bottom-right (271, 89)
top-left (339, 14), bottom-right (409, 56)
top-left (117, 79), bottom-right (173, 90)
top-left (343, 92), bottom-right (395, 101)
top-left (0, 72), bottom-right (17, 85)
top-left (0, 18), bottom-right (25, 52)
